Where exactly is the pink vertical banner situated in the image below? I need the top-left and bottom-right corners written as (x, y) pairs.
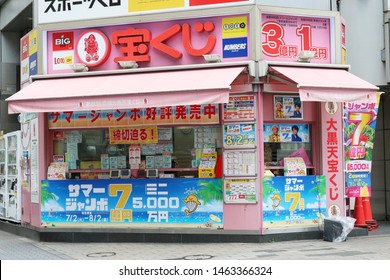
top-left (321, 102), bottom-right (344, 217)
top-left (344, 93), bottom-right (380, 198)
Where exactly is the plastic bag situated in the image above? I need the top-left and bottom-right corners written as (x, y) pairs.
top-left (323, 216), bottom-right (356, 242)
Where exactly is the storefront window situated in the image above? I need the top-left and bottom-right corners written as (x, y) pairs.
top-left (51, 125), bottom-right (222, 178)
top-left (264, 124), bottom-right (313, 175)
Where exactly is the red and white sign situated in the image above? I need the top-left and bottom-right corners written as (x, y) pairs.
top-left (75, 30), bottom-right (111, 67)
top-left (47, 15), bottom-right (249, 73)
top-left (346, 160), bottom-right (371, 172)
top-left (321, 102), bottom-right (345, 217)
top-left (53, 32), bottom-right (74, 51)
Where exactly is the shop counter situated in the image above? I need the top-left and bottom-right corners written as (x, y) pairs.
top-left (41, 178), bottom-right (223, 229)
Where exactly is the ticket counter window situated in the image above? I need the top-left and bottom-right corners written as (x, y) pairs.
top-left (263, 124), bottom-right (313, 176)
top-left (51, 125), bottom-right (222, 178)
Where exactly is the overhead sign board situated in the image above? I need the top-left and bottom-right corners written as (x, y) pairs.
top-left (38, 0), bottom-right (252, 24)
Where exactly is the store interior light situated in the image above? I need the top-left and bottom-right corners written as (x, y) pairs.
top-left (118, 60), bottom-right (138, 69)
top-left (71, 63), bottom-right (88, 72)
top-left (203, 54), bottom-right (222, 63)
top-left (296, 51), bottom-right (315, 63)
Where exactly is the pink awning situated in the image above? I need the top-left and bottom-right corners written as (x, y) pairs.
top-left (7, 67), bottom-right (245, 113)
top-left (269, 66), bottom-right (379, 103)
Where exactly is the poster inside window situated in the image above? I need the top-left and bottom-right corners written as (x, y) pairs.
top-left (274, 95), bottom-right (303, 120)
top-left (263, 123), bottom-right (310, 143)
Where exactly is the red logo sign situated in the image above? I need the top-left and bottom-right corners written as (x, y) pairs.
top-left (21, 36), bottom-right (29, 60)
top-left (75, 30), bottom-right (111, 67)
top-left (53, 32), bottom-right (74, 51)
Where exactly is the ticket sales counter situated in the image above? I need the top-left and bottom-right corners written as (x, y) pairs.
top-left (42, 124), bottom-right (226, 228)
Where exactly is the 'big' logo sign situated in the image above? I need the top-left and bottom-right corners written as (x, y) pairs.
top-left (53, 32), bottom-right (74, 51)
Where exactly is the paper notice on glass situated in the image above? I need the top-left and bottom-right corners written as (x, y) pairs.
top-left (284, 157), bottom-right (307, 176)
top-left (67, 142), bottom-right (78, 161)
top-left (223, 150), bottom-right (256, 176)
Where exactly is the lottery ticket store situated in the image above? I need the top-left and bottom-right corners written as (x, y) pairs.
top-left (5, 4), bottom-right (380, 237)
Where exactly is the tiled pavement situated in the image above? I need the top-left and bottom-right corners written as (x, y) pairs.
top-left (1, 221), bottom-right (390, 260)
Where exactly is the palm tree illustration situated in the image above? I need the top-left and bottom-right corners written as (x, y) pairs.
top-left (309, 176), bottom-right (326, 198)
top-left (197, 179), bottom-right (223, 205)
top-left (262, 176), bottom-right (277, 201)
top-left (41, 181), bottom-right (56, 206)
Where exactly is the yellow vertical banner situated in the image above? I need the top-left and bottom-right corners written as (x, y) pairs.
top-left (109, 126), bottom-right (158, 144)
top-left (29, 29), bottom-right (39, 55)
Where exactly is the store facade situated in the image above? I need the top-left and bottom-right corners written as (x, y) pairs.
top-left (5, 3), bottom-right (380, 235)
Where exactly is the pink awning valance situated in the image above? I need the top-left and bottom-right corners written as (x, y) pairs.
top-left (7, 67), bottom-right (246, 113)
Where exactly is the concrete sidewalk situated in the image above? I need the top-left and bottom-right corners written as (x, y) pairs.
top-left (1, 224), bottom-right (390, 260)
top-left (1, 221), bottom-right (389, 260)
top-left (0, 219), bottom-right (370, 243)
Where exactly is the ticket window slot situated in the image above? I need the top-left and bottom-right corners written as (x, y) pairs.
top-left (120, 169), bottom-right (131, 179)
top-left (146, 169), bottom-right (158, 178)
top-left (110, 170), bottom-right (120, 179)
top-left (136, 169), bottom-right (147, 178)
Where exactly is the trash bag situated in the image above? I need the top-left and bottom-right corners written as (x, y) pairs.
top-left (323, 216), bottom-right (356, 242)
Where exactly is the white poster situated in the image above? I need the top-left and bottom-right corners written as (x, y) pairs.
top-left (30, 118), bottom-right (39, 203)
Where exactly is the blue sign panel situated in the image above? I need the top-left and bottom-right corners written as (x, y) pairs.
top-left (29, 52), bottom-right (38, 76)
top-left (41, 178), bottom-right (223, 228)
top-left (262, 175), bottom-right (327, 229)
top-left (223, 37), bottom-right (248, 58)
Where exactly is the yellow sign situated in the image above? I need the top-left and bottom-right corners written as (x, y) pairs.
top-left (128, 0), bottom-right (184, 12)
top-left (29, 29), bottom-right (38, 55)
top-left (222, 16), bottom-right (248, 38)
top-left (198, 167), bottom-right (215, 178)
top-left (109, 126), bottom-right (158, 144)
top-left (342, 47), bottom-right (347, 65)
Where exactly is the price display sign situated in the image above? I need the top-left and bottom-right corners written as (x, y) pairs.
top-left (262, 13), bottom-right (331, 63)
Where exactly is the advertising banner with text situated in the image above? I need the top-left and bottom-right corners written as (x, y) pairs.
top-left (41, 178), bottom-right (223, 228)
top-left (344, 93), bottom-right (380, 198)
top-left (47, 14), bottom-right (250, 73)
top-left (262, 175), bottom-right (326, 231)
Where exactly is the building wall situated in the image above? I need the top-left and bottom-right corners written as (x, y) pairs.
top-left (0, 0), bottom-right (32, 133)
top-left (1, 31), bottom-right (20, 133)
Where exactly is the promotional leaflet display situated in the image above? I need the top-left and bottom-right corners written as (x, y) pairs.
top-left (223, 150), bottom-right (256, 176)
top-left (198, 148), bottom-right (217, 178)
top-left (222, 94), bottom-right (258, 204)
top-left (224, 178), bottom-right (257, 204)
top-left (223, 123), bottom-right (256, 149)
top-left (223, 95), bottom-right (255, 121)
